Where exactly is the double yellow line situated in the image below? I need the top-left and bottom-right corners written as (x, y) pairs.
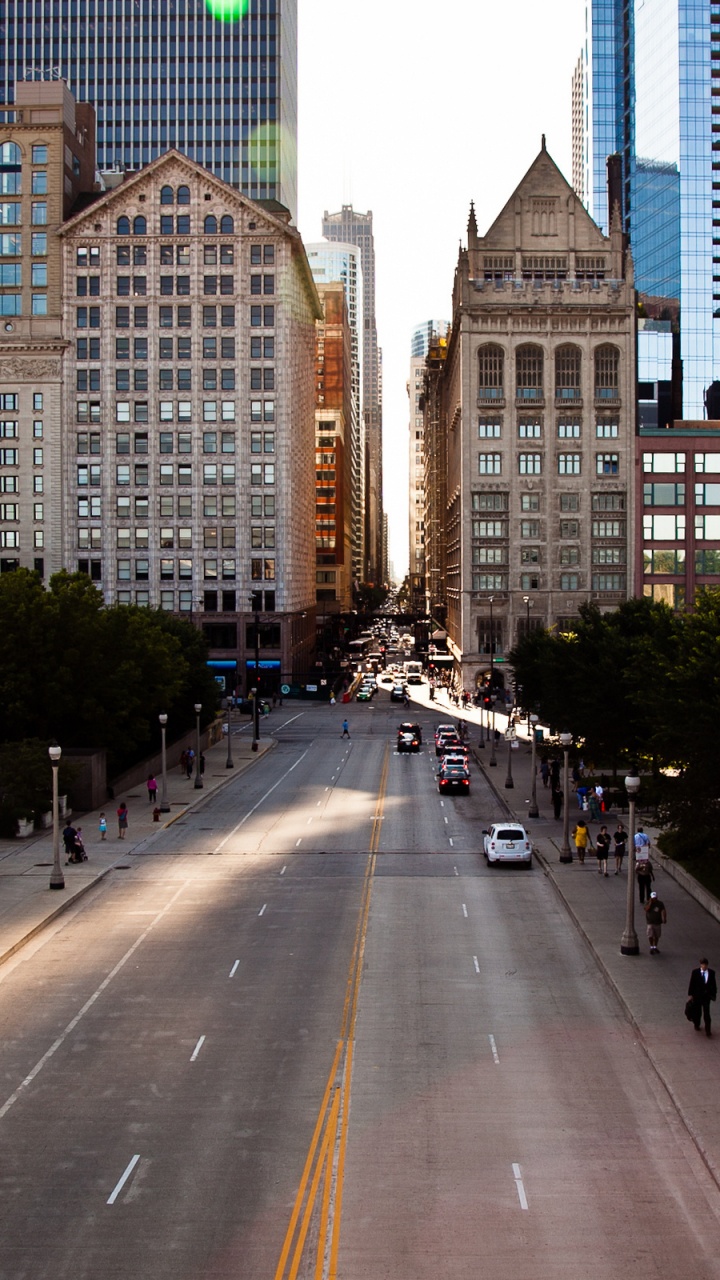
top-left (273, 745), bottom-right (389, 1280)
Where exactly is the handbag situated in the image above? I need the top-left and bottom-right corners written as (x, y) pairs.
top-left (685, 998), bottom-right (696, 1022)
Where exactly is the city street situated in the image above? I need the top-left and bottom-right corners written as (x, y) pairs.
top-left (0, 693), bottom-right (719, 1279)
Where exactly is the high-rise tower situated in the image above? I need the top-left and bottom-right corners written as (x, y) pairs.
top-left (0, 0), bottom-right (298, 218)
top-left (321, 206), bottom-right (382, 584)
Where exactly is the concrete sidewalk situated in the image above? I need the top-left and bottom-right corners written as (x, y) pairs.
top-left (0, 718), bottom-right (276, 967)
top-left (410, 685), bottom-right (720, 1191)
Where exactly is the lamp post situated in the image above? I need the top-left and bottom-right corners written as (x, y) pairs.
top-left (478, 698), bottom-right (485, 749)
top-left (193, 702), bottom-right (203, 789)
top-left (48, 744), bottom-right (64, 891)
top-left (522, 594), bottom-right (531, 735)
top-left (504, 728), bottom-right (515, 789)
top-left (249, 595), bottom-right (261, 753)
top-left (225, 697), bottom-right (234, 768)
top-left (559, 731), bottom-right (573, 862)
top-left (488, 595), bottom-right (497, 767)
top-left (621, 769), bottom-right (641, 955)
top-left (528, 713), bottom-right (539, 818)
top-left (158, 714), bottom-right (170, 812)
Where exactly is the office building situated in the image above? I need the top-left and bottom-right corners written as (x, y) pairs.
top-left (314, 281), bottom-right (353, 614)
top-left (306, 240), bottom-right (363, 583)
top-left (408, 320), bottom-right (449, 614)
top-left (576, 0), bottom-right (715, 420)
top-left (434, 143), bottom-right (636, 693)
top-left (322, 205), bottom-right (382, 583)
top-left (0, 80), bottom-right (96, 579)
top-left (0, 0), bottom-right (298, 218)
top-left (59, 148), bottom-right (320, 689)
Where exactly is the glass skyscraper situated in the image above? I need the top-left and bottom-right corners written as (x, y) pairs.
top-left (0, 0), bottom-right (297, 218)
top-left (579, 0), bottom-right (715, 418)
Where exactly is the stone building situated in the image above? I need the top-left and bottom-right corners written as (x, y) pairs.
top-left (58, 149), bottom-right (320, 694)
top-left (314, 281), bottom-right (353, 614)
top-left (0, 81), bottom-right (96, 580)
top-left (438, 141), bottom-right (636, 693)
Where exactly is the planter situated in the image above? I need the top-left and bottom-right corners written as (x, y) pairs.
top-left (16, 817), bottom-right (34, 838)
top-left (37, 810), bottom-right (53, 830)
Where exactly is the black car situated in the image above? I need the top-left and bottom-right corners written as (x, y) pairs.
top-left (398, 721), bottom-right (422, 744)
top-left (390, 684), bottom-right (407, 702)
top-left (438, 763), bottom-right (471, 793)
top-left (397, 728), bottom-right (420, 753)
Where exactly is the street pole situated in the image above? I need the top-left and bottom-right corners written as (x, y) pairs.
top-left (478, 700), bottom-right (485, 748)
top-left (523, 594), bottom-right (531, 736)
top-left (488, 594), bottom-right (497, 767)
top-left (559, 731), bottom-right (573, 862)
top-left (193, 702), bottom-right (203, 789)
top-left (48, 744), bottom-right (64, 891)
top-left (159, 714), bottom-right (170, 812)
top-left (250, 597), bottom-right (261, 753)
top-left (621, 770), bottom-right (641, 955)
top-left (504, 731), bottom-right (514, 789)
top-left (528, 713), bottom-right (539, 818)
top-left (226, 697), bottom-right (234, 768)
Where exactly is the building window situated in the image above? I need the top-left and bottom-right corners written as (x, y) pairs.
top-left (560, 520), bottom-right (579, 537)
top-left (520, 520), bottom-right (540, 538)
top-left (560, 494), bottom-right (579, 511)
top-left (557, 419), bottom-right (580, 438)
top-left (555, 345), bottom-right (581, 400)
top-left (516, 344), bottom-right (543, 400)
top-left (596, 453), bottom-right (619, 476)
top-left (519, 453), bottom-right (542, 475)
top-left (518, 417), bottom-right (541, 438)
top-left (592, 573), bottom-right (625, 591)
top-left (477, 344), bottom-right (504, 400)
top-left (558, 454), bottom-right (581, 475)
top-left (560, 574), bottom-right (579, 591)
top-left (478, 453), bottom-right (502, 475)
top-left (596, 419), bottom-right (618, 438)
top-left (594, 345), bottom-right (619, 399)
top-left (472, 573), bottom-right (506, 591)
top-left (594, 519), bottom-right (626, 537)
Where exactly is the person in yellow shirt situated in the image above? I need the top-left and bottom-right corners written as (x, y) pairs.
top-left (571, 819), bottom-right (593, 864)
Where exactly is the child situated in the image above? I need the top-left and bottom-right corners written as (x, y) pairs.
top-left (99, 813), bottom-right (107, 841)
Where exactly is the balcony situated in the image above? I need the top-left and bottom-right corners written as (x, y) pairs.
top-left (477, 388), bottom-right (505, 406)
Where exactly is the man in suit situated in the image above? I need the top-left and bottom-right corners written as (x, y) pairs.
top-left (688, 958), bottom-right (717, 1036)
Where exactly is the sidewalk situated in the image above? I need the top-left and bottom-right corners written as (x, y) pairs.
top-left (0, 720), bottom-right (276, 967)
top-left (410, 685), bottom-right (720, 1190)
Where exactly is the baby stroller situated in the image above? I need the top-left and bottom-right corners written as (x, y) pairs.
top-left (67, 829), bottom-right (88, 864)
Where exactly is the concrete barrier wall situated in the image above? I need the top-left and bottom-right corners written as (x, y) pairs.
top-left (653, 850), bottom-right (720, 925)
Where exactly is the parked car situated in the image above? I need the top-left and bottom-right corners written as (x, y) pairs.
top-left (398, 721), bottom-right (422, 744)
top-left (438, 763), bottom-right (471, 793)
top-left (482, 822), bottom-right (533, 867)
top-left (397, 728), bottom-right (421, 753)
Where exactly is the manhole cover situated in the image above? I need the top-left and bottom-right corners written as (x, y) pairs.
top-left (34, 862), bottom-right (53, 867)
top-left (115, 864), bottom-right (131, 870)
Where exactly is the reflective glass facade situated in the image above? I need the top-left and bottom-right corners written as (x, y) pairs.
top-left (582, 0), bottom-right (715, 419)
top-left (0, 0), bottom-right (297, 218)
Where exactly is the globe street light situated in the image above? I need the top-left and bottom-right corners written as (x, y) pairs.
top-left (488, 595), bottom-right (497, 767)
top-left (621, 769), bottom-right (641, 955)
top-left (528, 713), bottom-right (539, 819)
top-left (559, 731), bottom-right (573, 862)
top-left (193, 702), bottom-right (203, 789)
top-left (48, 744), bottom-right (64, 891)
top-left (158, 714), bottom-right (170, 813)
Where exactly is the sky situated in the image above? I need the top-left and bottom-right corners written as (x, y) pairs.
top-left (296, 0), bottom-right (586, 581)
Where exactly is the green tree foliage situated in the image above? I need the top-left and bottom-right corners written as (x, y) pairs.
top-left (0, 570), bottom-right (219, 772)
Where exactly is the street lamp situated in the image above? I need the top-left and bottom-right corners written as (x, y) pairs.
top-left (488, 595), bottom-right (497, 767)
top-left (621, 769), bottom-right (641, 955)
top-left (528, 713), bottom-right (539, 819)
top-left (225, 697), bottom-right (234, 769)
top-left (158, 714), bottom-right (170, 812)
top-left (48, 744), bottom-right (64, 891)
top-left (193, 702), bottom-right (203, 789)
top-left (559, 731), bottom-right (573, 862)
top-left (249, 594), bottom-right (261, 753)
top-left (504, 727), bottom-right (515, 789)
top-left (523, 594), bottom-right (531, 735)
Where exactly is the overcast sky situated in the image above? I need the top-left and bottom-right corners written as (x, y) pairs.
top-left (297, 0), bottom-right (585, 580)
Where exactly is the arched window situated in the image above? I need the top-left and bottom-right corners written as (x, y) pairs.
top-left (220, 214), bottom-right (234, 233)
top-left (555, 345), bottom-right (581, 400)
top-left (594, 345), bottom-right (620, 399)
top-left (204, 215), bottom-right (218, 234)
top-left (477, 344), bottom-right (504, 401)
top-left (177, 185), bottom-right (190, 205)
top-left (133, 215), bottom-right (147, 235)
top-left (160, 185), bottom-right (174, 205)
top-left (0, 142), bottom-right (21, 165)
top-left (516, 345), bottom-right (544, 401)
top-left (117, 216), bottom-right (131, 235)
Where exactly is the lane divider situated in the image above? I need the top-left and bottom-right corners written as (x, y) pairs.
top-left (273, 743), bottom-right (389, 1280)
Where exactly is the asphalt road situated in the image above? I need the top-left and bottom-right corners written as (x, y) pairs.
top-left (1, 692), bottom-right (719, 1279)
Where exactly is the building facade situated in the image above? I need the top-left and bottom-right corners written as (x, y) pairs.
top-left (0, 80), bottom-right (96, 580)
top-left (314, 281), bottom-right (352, 614)
top-left (321, 205), bottom-right (382, 583)
top-left (0, 0), bottom-right (298, 217)
top-left (577, 0), bottom-right (715, 420)
top-left (306, 240), bottom-right (363, 583)
top-left (59, 149), bottom-right (319, 690)
top-left (407, 320), bottom-right (449, 614)
top-left (437, 144), bottom-right (636, 692)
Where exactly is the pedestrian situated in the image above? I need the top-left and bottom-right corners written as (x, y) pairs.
top-left (595, 782), bottom-right (605, 812)
top-left (588, 787), bottom-right (601, 821)
top-left (62, 822), bottom-right (78, 857)
top-left (595, 825), bottom-right (611, 876)
top-left (73, 827), bottom-right (87, 862)
top-left (552, 784), bottom-right (563, 820)
top-left (634, 826), bottom-right (651, 858)
top-left (117, 801), bottom-right (129, 839)
top-left (644, 891), bottom-right (667, 953)
top-left (572, 818), bottom-right (593, 864)
top-left (612, 822), bottom-right (627, 873)
top-left (687, 958), bottom-right (717, 1036)
top-left (550, 758), bottom-right (560, 790)
top-left (185, 748), bottom-right (194, 779)
top-left (576, 784), bottom-right (589, 812)
top-left (571, 764), bottom-right (581, 792)
top-left (98, 812), bottom-right (107, 841)
top-left (540, 758), bottom-right (550, 789)
top-left (341, 719), bottom-right (350, 738)
top-left (636, 854), bottom-right (654, 903)
top-left (147, 774), bottom-right (157, 804)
